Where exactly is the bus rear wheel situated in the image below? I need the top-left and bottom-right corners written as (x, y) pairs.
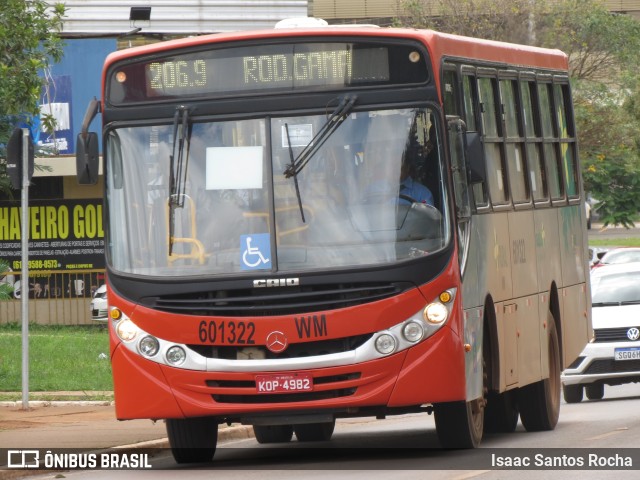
top-left (166, 417), bottom-right (218, 464)
top-left (484, 390), bottom-right (519, 433)
top-left (434, 397), bottom-right (484, 448)
top-left (517, 315), bottom-right (561, 431)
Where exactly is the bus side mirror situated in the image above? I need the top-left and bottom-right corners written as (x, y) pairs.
top-left (447, 117), bottom-right (472, 221)
top-left (465, 131), bottom-right (486, 184)
top-left (76, 132), bottom-right (99, 185)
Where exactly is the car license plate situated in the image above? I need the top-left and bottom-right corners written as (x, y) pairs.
top-left (614, 347), bottom-right (640, 361)
top-left (255, 373), bottom-right (313, 394)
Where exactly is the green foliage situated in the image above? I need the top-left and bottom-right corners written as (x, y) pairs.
top-left (574, 82), bottom-right (640, 227)
top-left (0, 0), bottom-right (66, 196)
top-left (0, 1), bottom-right (66, 115)
top-left (538, 0), bottom-right (640, 81)
top-left (0, 259), bottom-right (13, 300)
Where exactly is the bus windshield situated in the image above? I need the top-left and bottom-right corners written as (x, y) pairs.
top-left (106, 107), bottom-right (449, 277)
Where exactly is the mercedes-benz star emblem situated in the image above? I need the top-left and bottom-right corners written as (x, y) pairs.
top-left (627, 327), bottom-right (640, 341)
top-left (266, 331), bottom-right (288, 353)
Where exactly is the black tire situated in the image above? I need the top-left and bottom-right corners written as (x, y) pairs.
top-left (484, 390), bottom-right (519, 433)
top-left (166, 417), bottom-right (218, 464)
top-left (253, 424), bottom-right (294, 444)
top-left (294, 420), bottom-right (336, 442)
top-left (517, 316), bottom-right (561, 431)
top-left (585, 383), bottom-right (604, 400)
top-left (562, 384), bottom-right (583, 404)
top-left (434, 398), bottom-right (484, 448)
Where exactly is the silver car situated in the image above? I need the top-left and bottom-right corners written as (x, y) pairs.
top-left (561, 262), bottom-right (640, 402)
top-left (90, 284), bottom-right (108, 321)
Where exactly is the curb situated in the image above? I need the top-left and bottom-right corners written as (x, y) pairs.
top-left (0, 400), bottom-right (114, 407)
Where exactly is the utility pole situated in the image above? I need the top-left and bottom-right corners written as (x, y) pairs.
top-left (7, 127), bottom-right (34, 410)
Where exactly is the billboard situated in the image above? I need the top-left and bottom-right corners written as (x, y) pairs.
top-left (36, 38), bottom-right (117, 154)
top-left (0, 199), bottom-right (105, 298)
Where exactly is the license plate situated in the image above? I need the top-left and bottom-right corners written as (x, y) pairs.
top-left (614, 347), bottom-right (640, 361)
top-left (255, 373), bottom-right (313, 394)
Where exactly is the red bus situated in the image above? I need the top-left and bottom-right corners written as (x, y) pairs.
top-left (77, 24), bottom-right (591, 462)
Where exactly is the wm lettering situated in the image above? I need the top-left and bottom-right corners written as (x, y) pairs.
top-left (294, 315), bottom-right (328, 339)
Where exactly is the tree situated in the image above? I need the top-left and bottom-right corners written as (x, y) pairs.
top-left (538, 1), bottom-right (640, 82)
top-left (395, 0), bottom-right (543, 45)
top-left (542, 1), bottom-right (640, 226)
top-left (395, 0), bottom-right (640, 226)
top-left (0, 0), bottom-right (66, 196)
top-left (575, 82), bottom-right (640, 227)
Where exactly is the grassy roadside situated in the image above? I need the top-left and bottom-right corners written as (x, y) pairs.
top-left (588, 237), bottom-right (640, 247)
top-left (589, 236), bottom-right (640, 247)
top-left (0, 324), bottom-right (113, 401)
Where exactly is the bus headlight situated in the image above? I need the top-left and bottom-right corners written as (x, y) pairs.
top-left (402, 321), bottom-right (425, 342)
top-left (166, 346), bottom-right (187, 366)
top-left (138, 335), bottom-right (160, 357)
top-left (375, 333), bottom-right (397, 355)
top-left (424, 302), bottom-right (449, 324)
top-left (115, 318), bottom-right (138, 342)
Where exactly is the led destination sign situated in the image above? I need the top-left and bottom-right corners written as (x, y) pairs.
top-left (108, 41), bottom-right (429, 104)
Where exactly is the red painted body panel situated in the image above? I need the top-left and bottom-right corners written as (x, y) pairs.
top-left (110, 256), bottom-right (466, 420)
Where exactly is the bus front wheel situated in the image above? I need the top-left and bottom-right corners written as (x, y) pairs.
top-left (166, 417), bottom-right (218, 464)
top-left (434, 397), bottom-right (484, 448)
top-left (294, 420), bottom-right (336, 442)
top-left (517, 315), bottom-right (561, 431)
top-left (253, 424), bottom-right (294, 443)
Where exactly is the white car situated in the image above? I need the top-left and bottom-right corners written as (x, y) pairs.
top-left (90, 284), bottom-right (108, 322)
top-left (561, 262), bottom-right (640, 402)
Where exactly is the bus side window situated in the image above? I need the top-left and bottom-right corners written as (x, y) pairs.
top-left (555, 82), bottom-right (579, 198)
top-left (500, 78), bottom-right (528, 204)
top-left (538, 82), bottom-right (564, 200)
top-left (443, 68), bottom-right (461, 117)
top-left (521, 79), bottom-right (547, 202)
top-left (462, 72), bottom-right (487, 207)
top-left (478, 75), bottom-right (508, 206)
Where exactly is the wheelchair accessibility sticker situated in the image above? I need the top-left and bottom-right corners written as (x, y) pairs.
top-left (241, 234), bottom-right (272, 271)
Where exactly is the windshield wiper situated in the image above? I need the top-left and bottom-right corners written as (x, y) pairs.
top-left (168, 105), bottom-right (191, 257)
top-left (284, 123), bottom-right (306, 223)
top-left (283, 94), bottom-right (357, 179)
